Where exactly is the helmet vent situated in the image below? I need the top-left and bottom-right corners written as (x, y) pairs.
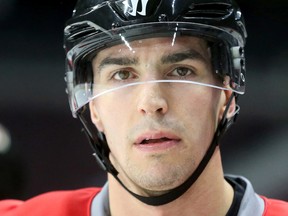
top-left (66, 22), bottom-right (102, 42)
top-left (183, 3), bottom-right (232, 19)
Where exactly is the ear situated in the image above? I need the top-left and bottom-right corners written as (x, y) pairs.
top-left (89, 101), bottom-right (104, 132)
top-left (219, 90), bottom-right (236, 120)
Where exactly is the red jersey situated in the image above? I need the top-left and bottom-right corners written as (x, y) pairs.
top-left (0, 188), bottom-right (101, 216)
top-left (261, 196), bottom-right (288, 216)
top-left (0, 186), bottom-right (287, 215)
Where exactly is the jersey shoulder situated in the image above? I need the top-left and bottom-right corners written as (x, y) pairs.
top-left (262, 196), bottom-right (288, 216)
top-left (0, 187), bottom-right (102, 216)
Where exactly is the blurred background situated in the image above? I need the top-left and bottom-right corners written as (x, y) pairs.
top-left (0, 0), bottom-right (287, 200)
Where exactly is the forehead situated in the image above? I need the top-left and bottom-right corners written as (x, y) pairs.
top-left (93, 36), bottom-right (209, 62)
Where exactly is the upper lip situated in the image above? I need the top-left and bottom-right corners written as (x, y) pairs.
top-left (134, 131), bottom-right (181, 145)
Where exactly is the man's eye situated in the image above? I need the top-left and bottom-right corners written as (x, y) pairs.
top-left (170, 67), bottom-right (194, 77)
top-left (113, 70), bottom-right (134, 80)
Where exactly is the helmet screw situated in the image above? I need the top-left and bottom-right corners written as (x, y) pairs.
top-left (112, 22), bottom-right (120, 29)
top-left (236, 10), bottom-right (242, 20)
top-left (240, 73), bottom-right (245, 82)
top-left (158, 14), bottom-right (168, 21)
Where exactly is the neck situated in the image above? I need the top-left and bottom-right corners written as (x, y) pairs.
top-left (108, 148), bottom-right (234, 216)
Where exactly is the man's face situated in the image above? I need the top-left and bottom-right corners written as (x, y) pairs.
top-left (89, 36), bottom-right (229, 194)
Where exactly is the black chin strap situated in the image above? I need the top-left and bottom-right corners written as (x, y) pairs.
top-left (83, 94), bottom-right (236, 206)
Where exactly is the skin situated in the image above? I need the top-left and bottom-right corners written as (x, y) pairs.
top-left (89, 37), bottom-right (236, 215)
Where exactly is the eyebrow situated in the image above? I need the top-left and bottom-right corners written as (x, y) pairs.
top-left (96, 49), bottom-right (208, 71)
top-left (161, 49), bottom-right (208, 65)
top-left (98, 57), bottom-right (139, 70)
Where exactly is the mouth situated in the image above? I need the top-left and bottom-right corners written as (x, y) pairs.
top-left (135, 131), bottom-right (181, 148)
top-left (140, 137), bottom-right (174, 145)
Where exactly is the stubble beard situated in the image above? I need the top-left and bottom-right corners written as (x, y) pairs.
top-left (121, 153), bottom-right (197, 196)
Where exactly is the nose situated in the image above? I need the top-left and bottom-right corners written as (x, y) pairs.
top-left (137, 83), bottom-right (168, 115)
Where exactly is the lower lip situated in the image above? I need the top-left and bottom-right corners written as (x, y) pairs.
top-left (134, 139), bottom-right (181, 152)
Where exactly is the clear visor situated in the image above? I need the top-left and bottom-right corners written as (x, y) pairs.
top-left (70, 35), bottom-right (243, 115)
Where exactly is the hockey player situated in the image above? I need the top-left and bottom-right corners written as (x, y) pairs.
top-left (1, 0), bottom-right (287, 215)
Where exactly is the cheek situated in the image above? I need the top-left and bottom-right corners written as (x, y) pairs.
top-left (95, 97), bottom-right (130, 145)
top-left (186, 93), bottom-right (218, 119)
top-left (96, 109), bottom-right (124, 160)
top-left (99, 109), bottom-right (123, 134)
top-left (182, 90), bottom-right (221, 135)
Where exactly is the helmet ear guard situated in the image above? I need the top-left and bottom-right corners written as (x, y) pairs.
top-left (209, 40), bottom-right (246, 96)
top-left (231, 46), bottom-right (246, 89)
